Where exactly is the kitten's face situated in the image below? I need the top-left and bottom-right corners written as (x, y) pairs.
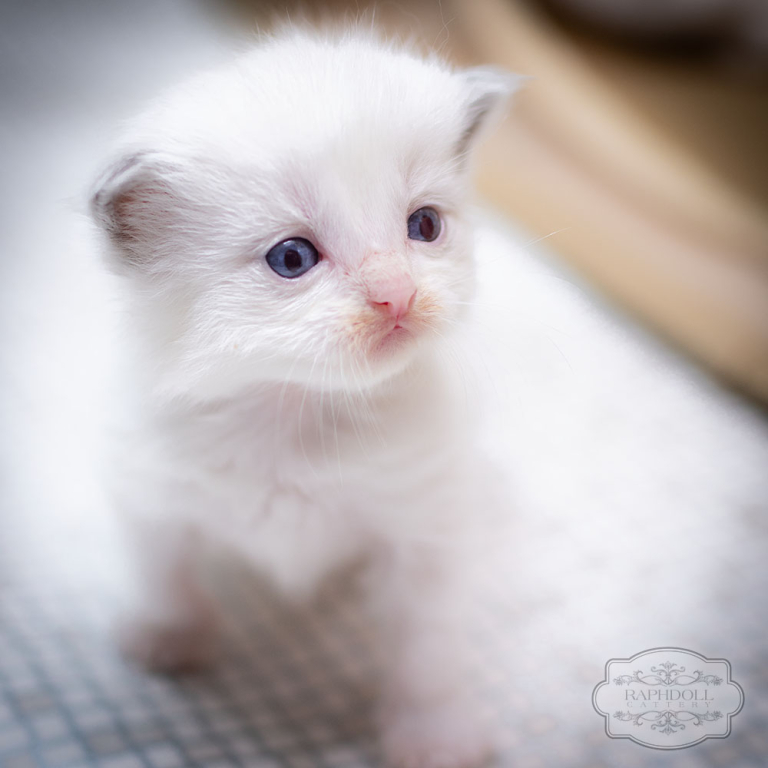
top-left (91, 33), bottom-right (514, 400)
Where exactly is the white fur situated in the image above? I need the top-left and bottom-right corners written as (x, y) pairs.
top-left (91, 28), bottom-right (516, 768)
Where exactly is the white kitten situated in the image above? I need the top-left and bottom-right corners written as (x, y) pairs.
top-left (90, 28), bottom-right (517, 768)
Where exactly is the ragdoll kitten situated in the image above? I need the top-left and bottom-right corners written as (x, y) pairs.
top-left (90, 28), bottom-right (516, 768)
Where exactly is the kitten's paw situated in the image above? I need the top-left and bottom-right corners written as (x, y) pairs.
top-left (116, 612), bottom-right (218, 673)
top-left (380, 698), bottom-right (496, 768)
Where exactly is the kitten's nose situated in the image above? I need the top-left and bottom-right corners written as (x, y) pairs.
top-left (368, 276), bottom-right (417, 322)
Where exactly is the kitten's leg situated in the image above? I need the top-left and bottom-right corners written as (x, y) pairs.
top-left (372, 540), bottom-right (496, 768)
top-left (116, 517), bottom-right (218, 673)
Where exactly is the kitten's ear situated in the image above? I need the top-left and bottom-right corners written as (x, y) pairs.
top-left (457, 67), bottom-right (524, 157)
top-left (90, 151), bottom-right (181, 268)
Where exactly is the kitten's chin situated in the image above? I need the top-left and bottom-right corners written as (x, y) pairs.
top-left (356, 326), bottom-right (424, 386)
top-left (374, 325), bottom-right (413, 355)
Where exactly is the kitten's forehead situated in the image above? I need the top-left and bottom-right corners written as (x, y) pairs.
top-left (244, 35), bottom-right (462, 139)
top-left (142, 33), bottom-right (466, 168)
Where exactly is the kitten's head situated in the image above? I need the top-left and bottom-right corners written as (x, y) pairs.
top-left (91, 30), bottom-right (517, 401)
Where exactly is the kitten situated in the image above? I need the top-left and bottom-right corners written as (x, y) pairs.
top-left (90, 28), bottom-right (517, 768)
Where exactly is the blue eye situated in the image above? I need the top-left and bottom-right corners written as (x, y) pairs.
top-left (265, 238), bottom-right (320, 278)
top-left (407, 207), bottom-right (441, 242)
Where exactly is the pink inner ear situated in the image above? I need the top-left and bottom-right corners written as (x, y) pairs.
top-left (93, 150), bottom-right (182, 254)
top-left (108, 177), bottom-right (176, 248)
top-left (111, 187), bottom-right (147, 242)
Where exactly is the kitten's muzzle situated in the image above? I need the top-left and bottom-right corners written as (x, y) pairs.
top-left (360, 253), bottom-right (417, 326)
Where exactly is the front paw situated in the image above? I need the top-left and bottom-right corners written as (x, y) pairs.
top-left (380, 697), bottom-right (497, 768)
top-left (116, 611), bottom-right (218, 674)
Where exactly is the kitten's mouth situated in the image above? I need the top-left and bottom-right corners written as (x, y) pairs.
top-left (373, 321), bottom-right (414, 354)
top-left (347, 299), bottom-right (440, 364)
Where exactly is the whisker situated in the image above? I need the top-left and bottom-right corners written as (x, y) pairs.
top-left (297, 345), bottom-right (324, 479)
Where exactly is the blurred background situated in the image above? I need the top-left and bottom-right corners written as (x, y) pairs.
top-left (460, 0), bottom-right (768, 404)
top-left (1, 2), bottom-right (767, 768)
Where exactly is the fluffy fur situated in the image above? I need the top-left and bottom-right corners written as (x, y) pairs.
top-left (91, 28), bottom-right (517, 768)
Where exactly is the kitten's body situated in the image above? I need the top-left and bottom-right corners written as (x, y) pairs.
top-left (92, 30), bottom-right (514, 767)
top-left (113, 347), bottom-right (486, 593)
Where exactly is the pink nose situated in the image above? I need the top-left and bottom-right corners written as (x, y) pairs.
top-left (369, 277), bottom-right (417, 322)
